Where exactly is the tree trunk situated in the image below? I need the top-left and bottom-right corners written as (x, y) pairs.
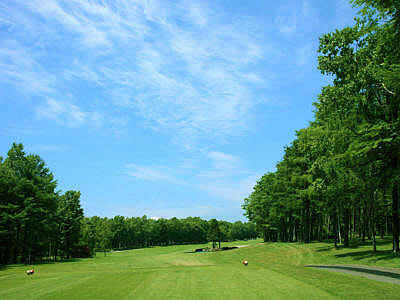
top-left (12, 224), bottom-right (21, 264)
top-left (304, 201), bottom-right (311, 243)
top-left (358, 206), bottom-right (362, 238)
top-left (263, 228), bottom-right (267, 242)
top-left (293, 222), bottom-right (296, 242)
top-left (386, 215), bottom-right (389, 237)
top-left (54, 246), bottom-right (58, 262)
top-left (371, 192), bottom-right (377, 252)
top-left (333, 213), bottom-right (338, 248)
top-left (343, 208), bottom-right (350, 247)
top-left (392, 182), bottom-right (399, 252)
top-left (362, 207), bottom-right (367, 241)
top-left (372, 226), bottom-right (377, 252)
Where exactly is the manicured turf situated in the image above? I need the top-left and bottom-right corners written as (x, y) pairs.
top-left (1, 239), bottom-right (400, 299)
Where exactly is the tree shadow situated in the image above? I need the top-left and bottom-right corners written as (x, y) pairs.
top-left (306, 265), bottom-right (400, 280)
top-left (334, 250), bottom-right (400, 262)
top-left (315, 246), bottom-right (334, 252)
top-left (0, 257), bottom-right (86, 270)
top-left (315, 238), bottom-right (392, 252)
top-left (0, 264), bottom-right (28, 273)
top-left (0, 264), bottom-right (13, 271)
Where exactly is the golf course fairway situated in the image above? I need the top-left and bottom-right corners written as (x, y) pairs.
top-left (1, 239), bottom-right (400, 299)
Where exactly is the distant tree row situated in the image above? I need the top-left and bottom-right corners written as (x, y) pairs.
top-left (0, 143), bottom-right (257, 264)
top-left (0, 143), bottom-right (83, 264)
top-left (243, 0), bottom-right (400, 252)
top-left (81, 216), bottom-right (257, 254)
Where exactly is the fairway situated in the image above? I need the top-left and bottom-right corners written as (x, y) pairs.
top-left (1, 240), bottom-right (400, 299)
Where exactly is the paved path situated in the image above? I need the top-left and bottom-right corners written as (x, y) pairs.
top-left (305, 264), bottom-right (400, 285)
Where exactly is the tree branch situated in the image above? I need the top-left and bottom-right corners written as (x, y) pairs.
top-left (382, 83), bottom-right (396, 95)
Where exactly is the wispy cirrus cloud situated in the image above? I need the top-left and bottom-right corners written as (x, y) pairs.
top-left (0, 40), bottom-right (55, 95)
top-left (1, 0), bottom-right (331, 144)
top-left (208, 151), bottom-right (241, 170)
top-left (35, 98), bottom-right (104, 128)
top-left (125, 150), bottom-right (261, 205)
top-left (1, 0), bottom-right (270, 144)
top-left (27, 144), bottom-right (64, 152)
top-left (197, 173), bottom-right (261, 203)
top-left (196, 151), bottom-right (261, 203)
top-left (125, 164), bottom-right (185, 185)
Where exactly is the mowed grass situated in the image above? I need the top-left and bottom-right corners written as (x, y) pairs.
top-left (1, 239), bottom-right (400, 299)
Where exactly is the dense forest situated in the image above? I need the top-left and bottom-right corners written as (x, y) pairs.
top-left (0, 143), bottom-right (256, 264)
top-left (243, 0), bottom-right (400, 251)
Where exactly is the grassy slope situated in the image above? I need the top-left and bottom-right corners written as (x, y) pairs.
top-left (1, 239), bottom-right (400, 299)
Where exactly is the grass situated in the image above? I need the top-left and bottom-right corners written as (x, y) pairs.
top-left (1, 238), bottom-right (400, 299)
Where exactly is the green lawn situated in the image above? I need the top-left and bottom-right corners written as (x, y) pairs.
top-left (1, 239), bottom-right (400, 299)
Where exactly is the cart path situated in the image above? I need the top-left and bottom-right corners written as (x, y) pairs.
top-left (305, 264), bottom-right (400, 285)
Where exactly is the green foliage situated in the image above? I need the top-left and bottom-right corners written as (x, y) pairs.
top-left (243, 0), bottom-right (400, 251)
top-left (0, 143), bottom-right (84, 263)
top-left (0, 143), bottom-right (59, 264)
top-left (207, 219), bottom-right (222, 248)
top-left (57, 191), bottom-right (84, 258)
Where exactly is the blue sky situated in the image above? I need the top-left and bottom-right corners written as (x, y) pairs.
top-left (0, 0), bottom-right (358, 221)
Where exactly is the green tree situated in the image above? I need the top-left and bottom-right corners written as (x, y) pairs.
top-left (2, 143), bottom-right (58, 263)
top-left (207, 219), bottom-right (222, 249)
top-left (57, 191), bottom-right (84, 258)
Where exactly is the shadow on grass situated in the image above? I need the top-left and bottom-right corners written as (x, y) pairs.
top-left (0, 264), bottom-right (13, 271)
top-left (334, 250), bottom-right (400, 262)
top-left (186, 246), bottom-right (239, 254)
top-left (0, 257), bottom-right (89, 270)
top-left (306, 265), bottom-right (400, 280)
top-left (0, 263), bottom-right (32, 273)
top-left (315, 238), bottom-right (393, 252)
top-left (316, 246), bottom-right (335, 252)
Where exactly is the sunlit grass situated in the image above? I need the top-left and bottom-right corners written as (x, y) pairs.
top-left (1, 238), bottom-right (400, 299)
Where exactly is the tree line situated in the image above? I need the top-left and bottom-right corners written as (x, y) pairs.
top-left (243, 0), bottom-right (400, 252)
top-left (0, 143), bottom-right (256, 264)
top-left (81, 216), bottom-right (257, 255)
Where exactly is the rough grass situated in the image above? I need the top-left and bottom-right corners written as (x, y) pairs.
top-left (1, 238), bottom-right (400, 299)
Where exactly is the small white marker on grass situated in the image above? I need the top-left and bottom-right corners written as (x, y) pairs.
top-left (26, 269), bottom-right (34, 275)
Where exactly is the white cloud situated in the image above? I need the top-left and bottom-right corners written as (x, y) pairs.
top-left (207, 151), bottom-right (240, 171)
top-left (187, 2), bottom-right (209, 27)
top-left (123, 150), bottom-right (261, 211)
top-left (1, 0), bottom-right (272, 144)
top-left (35, 98), bottom-right (103, 128)
top-left (30, 1), bottom-right (263, 141)
top-left (276, 16), bottom-right (297, 33)
top-left (197, 173), bottom-right (261, 203)
top-left (28, 144), bottom-right (64, 152)
top-left (195, 151), bottom-right (260, 203)
top-left (125, 164), bottom-right (185, 185)
top-left (26, 0), bottom-right (109, 48)
top-left (274, 3), bottom-right (298, 34)
top-left (63, 62), bottom-right (104, 87)
top-left (0, 40), bottom-right (55, 95)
